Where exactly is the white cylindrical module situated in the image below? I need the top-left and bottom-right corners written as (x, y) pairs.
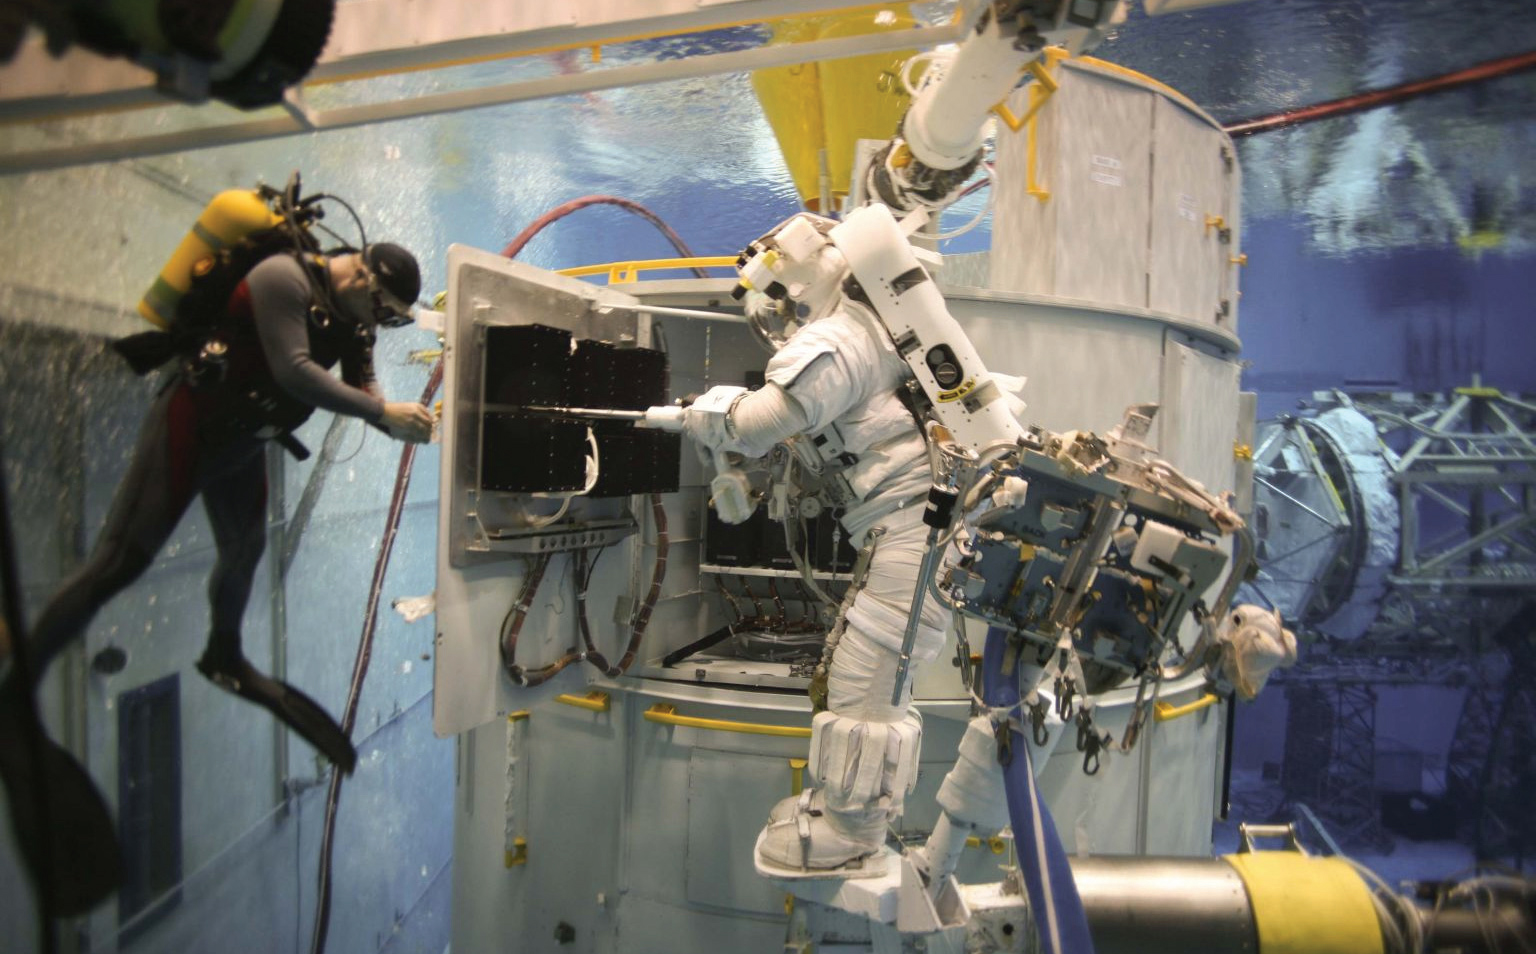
top-left (445, 58), bottom-right (1253, 954)
top-left (990, 57), bottom-right (1243, 335)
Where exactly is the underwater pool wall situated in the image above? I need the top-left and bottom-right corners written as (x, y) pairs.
top-left (0, 138), bottom-right (453, 954)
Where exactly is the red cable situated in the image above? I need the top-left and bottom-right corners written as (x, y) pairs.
top-left (1224, 50), bottom-right (1536, 137)
top-left (310, 194), bottom-right (691, 953)
top-left (500, 194), bottom-right (707, 275)
top-left (310, 361), bottom-right (442, 954)
top-left (500, 552), bottom-right (583, 686)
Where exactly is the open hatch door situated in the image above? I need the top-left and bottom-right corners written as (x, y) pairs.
top-left (433, 244), bottom-right (678, 735)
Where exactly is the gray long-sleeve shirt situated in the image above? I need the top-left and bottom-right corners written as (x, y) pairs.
top-left (244, 254), bottom-right (386, 423)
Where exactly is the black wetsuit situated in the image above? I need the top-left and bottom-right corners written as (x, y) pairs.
top-left (1, 254), bottom-right (383, 916)
top-left (29, 254), bottom-right (384, 675)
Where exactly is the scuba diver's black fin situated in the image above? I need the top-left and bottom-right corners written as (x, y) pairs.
top-left (195, 650), bottom-right (357, 775)
top-left (0, 685), bottom-right (124, 916)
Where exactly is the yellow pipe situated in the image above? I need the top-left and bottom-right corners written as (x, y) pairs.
top-left (555, 255), bottom-right (739, 284)
top-left (644, 703), bottom-right (812, 738)
top-left (555, 690), bottom-right (611, 713)
top-left (1454, 385), bottom-right (1502, 398)
top-left (507, 710), bottom-right (530, 723)
top-left (993, 58), bottom-right (1060, 132)
top-left (1224, 853), bottom-right (1385, 954)
top-left (992, 100), bottom-right (1027, 134)
top-left (790, 757), bottom-right (808, 795)
top-left (1027, 57), bottom-right (1061, 93)
top-left (1024, 86), bottom-right (1048, 201)
top-left (1154, 693), bottom-right (1220, 722)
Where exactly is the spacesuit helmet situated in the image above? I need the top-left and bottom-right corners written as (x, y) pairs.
top-left (733, 213), bottom-right (847, 352)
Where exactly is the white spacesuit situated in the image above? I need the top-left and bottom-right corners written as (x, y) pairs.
top-left (681, 207), bottom-right (1036, 876)
top-left (685, 304), bottom-right (951, 874)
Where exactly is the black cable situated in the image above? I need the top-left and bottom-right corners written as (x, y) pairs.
top-left (0, 436), bottom-right (60, 954)
top-left (581, 545), bottom-right (607, 590)
top-left (662, 624), bottom-right (742, 668)
top-left (308, 362), bottom-right (442, 954)
top-left (308, 193), bottom-right (370, 256)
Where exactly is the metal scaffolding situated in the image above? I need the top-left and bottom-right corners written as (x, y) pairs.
top-left (1372, 386), bottom-right (1536, 593)
top-left (1280, 680), bottom-right (1390, 851)
top-left (1446, 604), bottom-right (1536, 865)
top-left (1248, 384), bottom-right (1536, 642)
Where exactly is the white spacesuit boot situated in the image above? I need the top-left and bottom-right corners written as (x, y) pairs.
top-left (912, 716), bottom-right (1013, 885)
top-left (912, 669), bottom-right (1064, 888)
top-left (755, 627), bottom-right (925, 878)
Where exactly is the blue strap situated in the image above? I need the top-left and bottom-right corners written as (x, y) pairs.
top-left (982, 627), bottom-right (1096, 954)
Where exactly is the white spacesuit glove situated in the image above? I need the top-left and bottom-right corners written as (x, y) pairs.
top-left (681, 385), bottom-right (752, 457)
top-left (681, 385), bottom-right (774, 526)
top-left (1216, 606), bottom-right (1298, 699)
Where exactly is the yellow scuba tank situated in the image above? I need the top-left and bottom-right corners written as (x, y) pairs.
top-left (138, 189), bottom-right (281, 329)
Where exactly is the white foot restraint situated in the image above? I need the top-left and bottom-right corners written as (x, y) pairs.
top-left (754, 711), bottom-right (922, 879)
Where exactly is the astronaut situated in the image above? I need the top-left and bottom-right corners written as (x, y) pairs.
top-left (683, 209), bottom-right (994, 876)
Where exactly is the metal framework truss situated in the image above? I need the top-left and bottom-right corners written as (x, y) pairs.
top-left (1249, 385), bottom-right (1535, 648)
top-left (0, 0), bottom-right (983, 175)
top-left (1355, 387), bottom-right (1536, 592)
top-left (1279, 680), bottom-right (1389, 851)
top-left (1445, 606), bottom-right (1536, 864)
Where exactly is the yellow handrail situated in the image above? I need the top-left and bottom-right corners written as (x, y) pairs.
top-left (1023, 47), bottom-right (1070, 202)
top-left (964, 835), bottom-right (1009, 854)
top-left (555, 690), bottom-right (611, 713)
top-left (1154, 693), bottom-right (1220, 722)
top-left (790, 758), bottom-right (808, 795)
top-left (644, 703), bottom-right (812, 738)
top-left (505, 837), bottom-right (528, 868)
top-left (556, 256), bottom-right (739, 285)
top-left (992, 58), bottom-right (1060, 133)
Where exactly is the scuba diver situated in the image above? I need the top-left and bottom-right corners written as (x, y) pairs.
top-left (0, 179), bottom-right (433, 914)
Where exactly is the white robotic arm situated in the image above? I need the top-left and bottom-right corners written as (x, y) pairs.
top-left (868, 0), bottom-right (1126, 212)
